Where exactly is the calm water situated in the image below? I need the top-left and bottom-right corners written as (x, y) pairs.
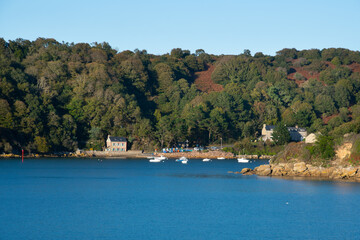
top-left (1, 158), bottom-right (360, 240)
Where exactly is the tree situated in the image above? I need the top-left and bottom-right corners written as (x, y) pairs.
top-left (272, 123), bottom-right (291, 145)
top-left (314, 94), bottom-right (336, 115)
top-left (195, 49), bottom-right (205, 56)
top-left (331, 56), bottom-right (341, 66)
top-left (34, 136), bottom-right (50, 153)
top-left (334, 79), bottom-right (352, 108)
top-left (311, 135), bottom-right (335, 160)
top-left (243, 49), bottom-right (251, 56)
top-left (0, 99), bottom-right (14, 129)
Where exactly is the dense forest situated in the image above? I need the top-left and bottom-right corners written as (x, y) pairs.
top-left (1, 38), bottom-right (360, 154)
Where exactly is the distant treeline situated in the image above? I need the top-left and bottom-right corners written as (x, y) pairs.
top-left (1, 38), bottom-right (360, 153)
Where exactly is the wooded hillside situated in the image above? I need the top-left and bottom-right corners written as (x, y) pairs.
top-left (1, 38), bottom-right (360, 153)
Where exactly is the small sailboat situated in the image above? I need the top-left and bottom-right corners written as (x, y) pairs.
top-left (237, 157), bottom-right (249, 163)
top-left (217, 157), bottom-right (225, 160)
top-left (181, 159), bottom-right (188, 164)
top-left (202, 158), bottom-right (211, 162)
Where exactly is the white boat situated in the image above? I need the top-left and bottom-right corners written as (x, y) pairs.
top-left (176, 156), bottom-right (187, 162)
top-left (237, 158), bottom-right (249, 163)
top-left (149, 157), bottom-right (163, 162)
top-left (202, 158), bottom-right (211, 162)
top-left (176, 156), bottom-right (188, 164)
top-left (217, 157), bottom-right (225, 160)
top-left (158, 155), bottom-right (168, 160)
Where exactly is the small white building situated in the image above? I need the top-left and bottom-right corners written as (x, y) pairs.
top-left (305, 133), bottom-right (318, 144)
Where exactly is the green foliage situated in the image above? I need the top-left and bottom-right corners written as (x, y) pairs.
top-left (0, 99), bottom-right (14, 129)
top-left (276, 48), bottom-right (298, 60)
top-left (272, 123), bottom-right (291, 145)
top-left (319, 66), bottom-right (351, 85)
top-left (353, 139), bottom-right (360, 154)
top-left (314, 94), bottom-right (336, 115)
top-left (233, 138), bottom-right (283, 156)
top-left (330, 118), bottom-right (360, 138)
top-left (307, 135), bottom-right (335, 160)
top-left (343, 134), bottom-right (360, 165)
top-left (294, 72), bottom-right (305, 80)
top-left (351, 104), bottom-right (360, 120)
top-left (222, 147), bottom-right (235, 154)
top-left (34, 136), bottom-right (50, 153)
top-left (1, 38), bottom-right (360, 153)
top-left (331, 56), bottom-right (341, 66)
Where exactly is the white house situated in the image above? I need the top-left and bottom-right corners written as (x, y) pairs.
top-left (105, 136), bottom-right (127, 152)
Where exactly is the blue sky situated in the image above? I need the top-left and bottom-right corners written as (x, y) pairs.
top-left (0, 0), bottom-right (359, 55)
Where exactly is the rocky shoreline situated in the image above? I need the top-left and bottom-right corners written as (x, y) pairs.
top-left (239, 162), bottom-right (360, 182)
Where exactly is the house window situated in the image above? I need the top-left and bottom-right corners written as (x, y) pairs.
top-left (112, 143), bottom-right (115, 146)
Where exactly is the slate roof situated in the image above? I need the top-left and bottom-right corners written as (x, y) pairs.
top-left (287, 127), bottom-right (306, 132)
top-left (265, 125), bottom-right (276, 131)
top-left (108, 136), bottom-right (127, 142)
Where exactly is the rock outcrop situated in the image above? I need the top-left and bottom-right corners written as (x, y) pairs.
top-left (238, 162), bottom-right (360, 181)
top-left (254, 164), bottom-right (272, 176)
top-left (240, 168), bottom-right (255, 175)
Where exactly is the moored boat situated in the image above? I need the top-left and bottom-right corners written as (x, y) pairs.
top-left (176, 156), bottom-right (188, 164)
top-left (237, 158), bottom-right (249, 163)
top-left (181, 159), bottom-right (188, 164)
top-left (149, 157), bottom-right (163, 162)
top-left (176, 156), bottom-right (187, 162)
